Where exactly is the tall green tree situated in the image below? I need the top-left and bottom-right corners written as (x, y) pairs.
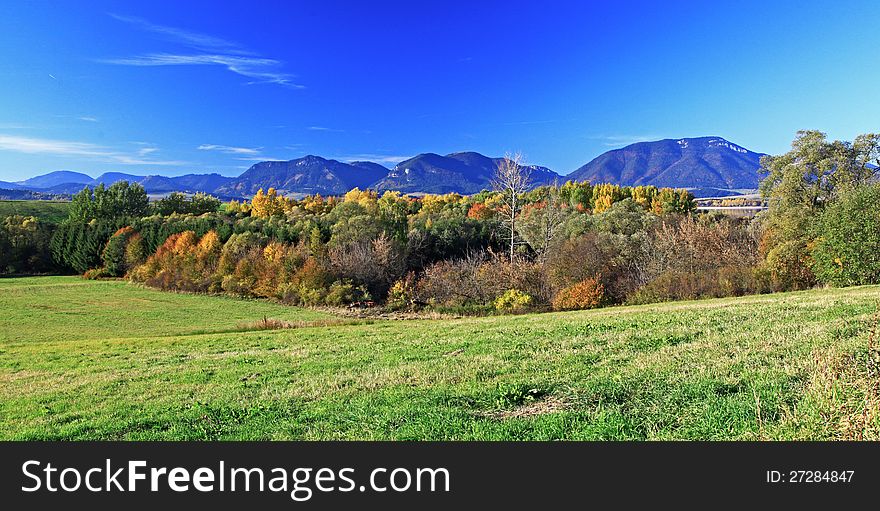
top-left (154, 192), bottom-right (221, 216)
top-left (757, 130), bottom-right (880, 289)
top-left (811, 184), bottom-right (880, 286)
top-left (68, 181), bottom-right (150, 222)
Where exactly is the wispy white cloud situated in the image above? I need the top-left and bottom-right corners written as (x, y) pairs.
top-left (234, 156), bottom-right (286, 162)
top-left (589, 134), bottom-right (662, 147)
top-left (0, 123), bottom-right (32, 130)
top-left (108, 14), bottom-right (249, 54)
top-left (198, 143), bottom-right (285, 162)
top-left (103, 54), bottom-right (303, 87)
top-left (0, 134), bottom-right (186, 166)
top-left (197, 143), bottom-right (262, 156)
top-left (333, 153), bottom-right (412, 164)
top-left (500, 119), bottom-right (557, 126)
top-left (104, 15), bottom-right (303, 88)
top-left (136, 146), bottom-right (158, 157)
top-left (78, 116), bottom-right (99, 123)
top-left (307, 126), bottom-right (344, 132)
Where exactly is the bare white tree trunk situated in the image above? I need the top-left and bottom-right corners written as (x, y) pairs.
top-left (491, 152), bottom-right (532, 262)
top-left (535, 182), bottom-right (563, 265)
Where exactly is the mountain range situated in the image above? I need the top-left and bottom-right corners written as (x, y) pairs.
top-left (0, 172), bottom-right (235, 197)
top-left (1, 136), bottom-right (766, 199)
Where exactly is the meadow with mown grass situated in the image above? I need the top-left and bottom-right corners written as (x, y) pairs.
top-left (0, 200), bottom-right (70, 224)
top-left (1, 276), bottom-right (877, 440)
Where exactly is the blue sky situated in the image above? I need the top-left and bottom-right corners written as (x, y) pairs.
top-left (0, 0), bottom-right (878, 181)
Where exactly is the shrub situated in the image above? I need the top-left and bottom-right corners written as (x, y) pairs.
top-left (324, 281), bottom-right (358, 306)
top-left (811, 184), bottom-right (880, 286)
top-left (552, 276), bottom-right (604, 310)
top-left (494, 289), bottom-right (534, 312)
top-left (415, 254), bottom-right (487, 306)
top-left (478, 256), bottom-right (551, 304)
top-left (628, 266), bottom-right (770, 305)
top-left (297, 286), bottom-right (325, 306)
top-left (0, 215), bottom-right (54, 274)
top-left (329, 233), bottom-right (403, 297)
top-left (386, 273), bottom-right (417, 310)
top-left (292, 257), bottom-right (331, 290)
top-left (216, 232), bottom-right (267, 276)
top-left (130, 230), bottom-right (208, 292)
top-left (83, 267), bottom-right (112, 280)
top-left (415, 253), bottom-right (549, 308)
top-left (762, 239), bottom-right (815, 291)
top-left (546, 233), bottom-right (611, 292)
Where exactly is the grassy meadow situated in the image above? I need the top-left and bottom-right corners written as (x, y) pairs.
top-left (1, 276), bottom-right (878, 440)
top-left (0, 200), bottom-right (70, 224)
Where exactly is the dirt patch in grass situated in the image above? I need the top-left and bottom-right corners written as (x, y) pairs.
top-left (483, 395), bottom-right (570, 420)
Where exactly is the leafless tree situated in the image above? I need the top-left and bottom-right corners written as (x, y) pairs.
top-left (491, 152), bottom-right (532, 261)
top-left (414, 250), bottom-right (489, 304)
top-left (517, 181), bottom-right (566, 265)
top-left (329, 233), bottom-right (404, 296)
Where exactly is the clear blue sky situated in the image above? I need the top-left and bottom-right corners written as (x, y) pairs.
top-left (1, 0), bottom-right (878, 181)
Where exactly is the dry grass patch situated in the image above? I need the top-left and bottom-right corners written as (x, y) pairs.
top-left (482, 395), bottom-right (570, 420)
top-left (234, 317), bottom-right (366, 331)
top-left (773, 309), bottom-right (880, 440)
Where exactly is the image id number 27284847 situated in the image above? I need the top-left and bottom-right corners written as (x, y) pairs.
top-left (766, 470), bottom-right (854, 483)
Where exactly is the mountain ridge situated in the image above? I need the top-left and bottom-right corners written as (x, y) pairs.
top-left (569, 136), bottom-right (765, 189)
top-left (7, 137), bottom-right (766, 198)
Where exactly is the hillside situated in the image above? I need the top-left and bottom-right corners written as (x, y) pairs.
top-left (16, 170), bottom-right (93, 189)
top-left (569, 137), bottom-right (765, 189)
top-left (7, 171), bottom-right (237, 196)
top-left (2, 276), bottom-right (877, 440)
top-left (0, 200), bottom-right (70, 222)
top-left (216, 155), bottom-right (385, 196)
top-left (375, 151), bottom-right (562, 194)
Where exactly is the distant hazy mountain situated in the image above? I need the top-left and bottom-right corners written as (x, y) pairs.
top-left (568, 137), bottom-right (765, 189)
top-left (40, 182), bottom-right (94, 194)
top-left (345, 161), bottom-right (392, 189)
top-left (137, 175), bottom-right (178, 192)
top-left (374, 151), bottom-right (561, 194)
top-left (17, 170), bottom-right (93, 189)
top-left (217, 155), bottom-right (386, 197)
top-left (0, 180), bottom-right (23, 190)
top-left (169, 173), bottom-right (235, 193)
top-left (8, 171), bottom-right (237, 196)
top-left (92, 172), bottom-right (142, 186)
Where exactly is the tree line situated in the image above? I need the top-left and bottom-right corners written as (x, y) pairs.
top-left (2, 130), bottom-right (878, 315)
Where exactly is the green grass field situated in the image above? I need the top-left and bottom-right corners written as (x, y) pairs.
top-left (1, 276), bottom-right (878, 440)
top-left (0, 200), bottom-right (71, 224)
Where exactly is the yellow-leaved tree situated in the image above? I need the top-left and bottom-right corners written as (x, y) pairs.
top-left (251, 188), bottom-right (290, 218)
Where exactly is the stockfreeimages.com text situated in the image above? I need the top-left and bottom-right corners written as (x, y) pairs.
top-left (22, 460), bottom-right (450, 501)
